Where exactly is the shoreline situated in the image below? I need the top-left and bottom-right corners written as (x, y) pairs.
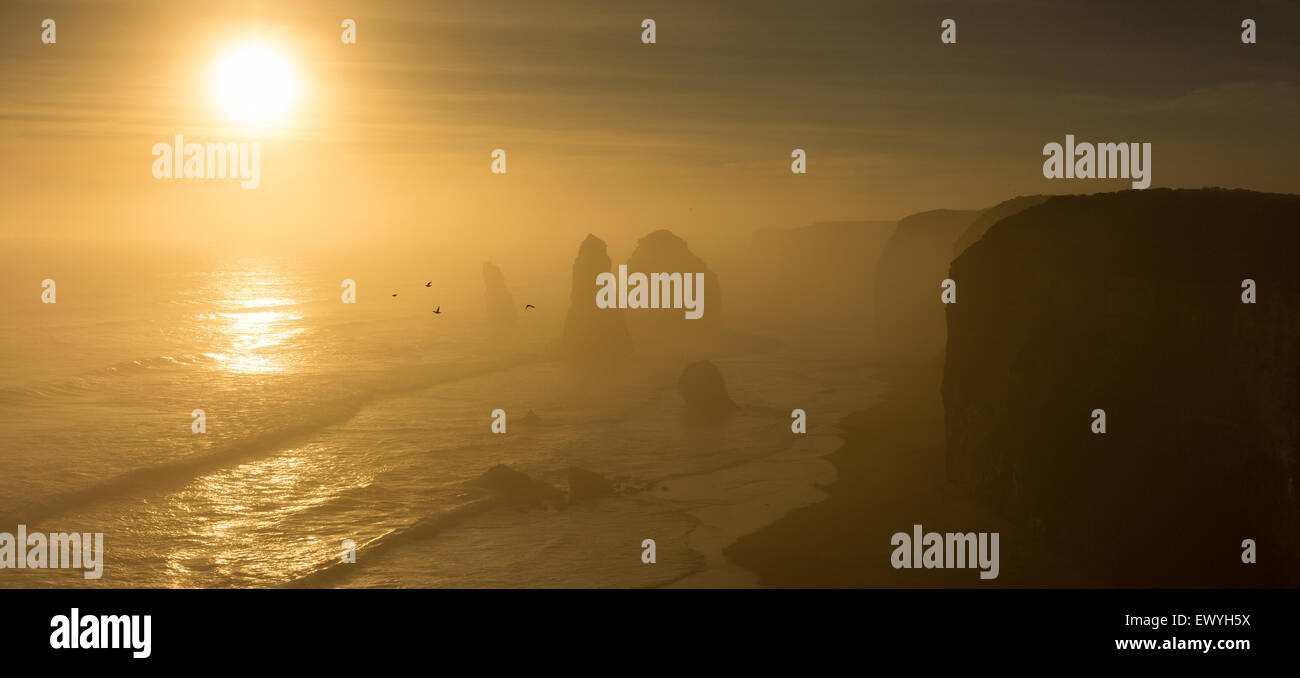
top-left (660, 395), bottom-right (882, 588)
top-left (654, 357), bottom-right (887, 588)
top-left (723, 360), bottom-right (1095, 588)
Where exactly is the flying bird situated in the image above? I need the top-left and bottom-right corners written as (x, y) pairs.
top-left (392, 293), bottom-right (398, 297)
top-left (432, 306), bottom-right (441, 315)
top-left (524, 304), bottom-right (535, 310)
top-left (424, 282), bottom-right (432, 287)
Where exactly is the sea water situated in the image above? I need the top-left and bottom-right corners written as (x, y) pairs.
top-left (0, 242), bottom-right (879, 588)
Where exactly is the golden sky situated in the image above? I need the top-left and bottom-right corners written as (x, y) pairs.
top-left (3, 0), bottom-right (1299, 257)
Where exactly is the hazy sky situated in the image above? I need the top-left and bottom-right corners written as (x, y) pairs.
top-left (2, 0), bottom-right (1298, 258)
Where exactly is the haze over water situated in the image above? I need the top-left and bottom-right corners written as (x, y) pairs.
top-left (0, 240), bottom-right (876, 587)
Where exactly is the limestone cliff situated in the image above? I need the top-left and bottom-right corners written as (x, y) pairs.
top-left (873, 209), bottom-right (980, 362)
top-left (942, 189), bottom-right (1300, 585)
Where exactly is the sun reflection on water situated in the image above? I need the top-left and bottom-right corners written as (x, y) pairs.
top-left (158, 446), bottom-right (379, 587)
top-left (200, 270), bottom-right (307, 374)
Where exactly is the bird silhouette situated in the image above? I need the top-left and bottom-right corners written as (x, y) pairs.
top-left (432, 306), bottom-right (441, 315)
top-left (524, 304), bottom-right (535, 310)
top-left (392, 293), bottom-right (398, 297)
top-left (424, 282), bottom-right (432, 287)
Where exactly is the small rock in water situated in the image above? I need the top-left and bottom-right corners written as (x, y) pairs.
top-left (568, 466), bottom-right (617, 503)
top-left (473, 464), bottom-right (566, 510)
top-left (677, 359), bottom-right (735, 423)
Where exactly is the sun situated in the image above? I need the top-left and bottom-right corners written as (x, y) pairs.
top-left (212, 43), bottom-right (299, 126)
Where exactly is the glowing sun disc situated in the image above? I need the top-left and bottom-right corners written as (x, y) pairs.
top-left (212, 43), bottom-right (299, 125)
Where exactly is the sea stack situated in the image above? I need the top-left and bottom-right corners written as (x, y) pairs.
top-left (482, 261), bottom-right (518, 336)
top-left (624, 230), bottom-right (721, 353)
top-left (562, 234), bottom-right (632, 361)
top-left (676, 360), bottom-right (735, 422)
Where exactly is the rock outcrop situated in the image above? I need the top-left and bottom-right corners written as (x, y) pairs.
top-left (951, 195), bottom-right (1051, 258)
top-left (624, 230), bottom-right (720, 352)
top-left (567, 467), bottom-right (616, 503)
top-left (561, 234), bottom-right (632, 361)
top-left (677, 360), bottom-right (735, 422)
top-left (872, 209), bottom-right (981, 362)
top-left (472, 464), bottom-right (566, 509)
top-left (482, 262), bottom-right (518, 335)
top-left (942, 188), bottom-right (1300, 585)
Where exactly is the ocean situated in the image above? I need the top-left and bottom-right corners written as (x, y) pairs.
top-left (0, 243), bottom-right (880, 588)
